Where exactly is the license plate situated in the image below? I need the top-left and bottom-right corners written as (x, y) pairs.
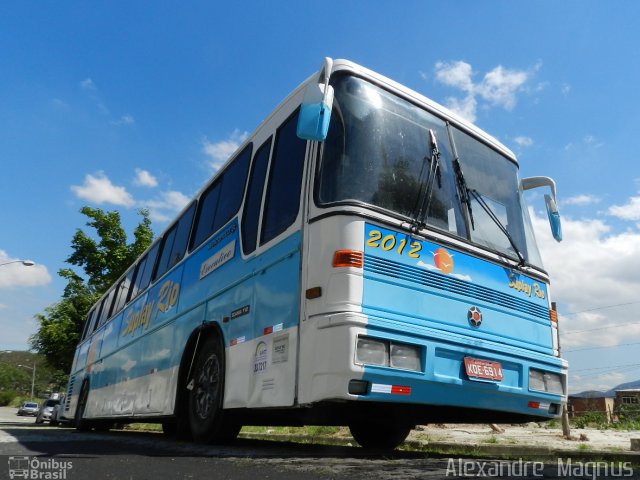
top-left (464, 357), bottom-right (503, 381)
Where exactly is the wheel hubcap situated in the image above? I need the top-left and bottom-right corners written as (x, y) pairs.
top-left (194, 354), bottom-right (220, 420)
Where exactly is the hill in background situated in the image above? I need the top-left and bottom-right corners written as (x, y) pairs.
top-left (0, 350), bottom-right (66, 405)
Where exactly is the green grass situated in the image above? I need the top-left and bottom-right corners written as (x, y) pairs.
top-left (122, 423), bottom-right (163, 432)
top-left (240, 425), bottom-right (343, 436)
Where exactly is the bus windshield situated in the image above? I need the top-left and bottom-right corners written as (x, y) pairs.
top-left (317, 75), bottom-right (543, 269)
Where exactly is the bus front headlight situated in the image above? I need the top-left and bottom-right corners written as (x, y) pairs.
top-left (390, 343), bottom-right (421, 372)
top-left (356, 337), bottom-right (388, 366)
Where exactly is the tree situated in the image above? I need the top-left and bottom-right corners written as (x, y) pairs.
top-left (31, 207), bottom-right (153, 373)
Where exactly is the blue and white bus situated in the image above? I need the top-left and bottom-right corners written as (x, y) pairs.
top-left (62, 58), bottom-right (567, 449)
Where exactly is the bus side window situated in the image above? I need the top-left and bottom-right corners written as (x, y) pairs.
top-left (212, 144), bottom-right (252, 233)
top-left (112, 266), bottom-right (135, 316)
top-left (81, 308), bottom-right (97, 341)
top-left (97, 288), bottom-right (116, 328)
top-left (242, 137), bottom-right (272, 255)
top-left (168, 201), bottom-right (196, 269)
top-left (260, 110), bottom-right (306, 245)
top-left (131, 241), bottom-right (161, 298)
top-left (128, 257), bottom-right (145, 301)
top-left (191, 181), bottom-right (222, 250)
top-left (156, 202), bottom-right (196, 279)
top-left (90, 301), bottom-right (104, 336)
top-left (191, 144), bottom-right (252, 251)
top-left (155, 224), bottom-right (178, 280)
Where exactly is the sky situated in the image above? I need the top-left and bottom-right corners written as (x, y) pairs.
top-left (1, 1), bottom-right (639, 394)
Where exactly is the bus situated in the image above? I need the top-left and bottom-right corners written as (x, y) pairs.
top-left (61, 58), bottom-right (567, 450)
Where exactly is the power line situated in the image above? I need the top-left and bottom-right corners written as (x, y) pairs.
top-left (570, 363), bottom-right (640, 379)
top-left (571, 362), bottom-right (640, 373)
top-left (563, 320), bottom-right (640, 335)
top-left (565, 341), bottom-right (640, 353)
top-left (561, 301), bottom-right (640, 318)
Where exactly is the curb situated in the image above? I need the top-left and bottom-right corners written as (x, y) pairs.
top-left (238, 432), bottom-right (640, 463)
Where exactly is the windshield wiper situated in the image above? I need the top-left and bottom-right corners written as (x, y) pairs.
top-left (446, 124), bottom-right (525, 267)
top-left (468, 189), bottom-right (526, 267)
top-left (410, 129), bottom-right (442, 232)
top-left (447, 126), bottom-right (475, 231)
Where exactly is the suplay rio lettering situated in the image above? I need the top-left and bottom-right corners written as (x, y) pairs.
top-left (508, 275), bottom-right (545, 299)
top-left (121, 301), bottom-right (155, 337)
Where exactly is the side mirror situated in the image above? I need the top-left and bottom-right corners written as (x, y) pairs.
top-left (544, 194), bottom-right (563, 242)
top-left (521, 176), bottom-right (563, 242)
top-left (296, 57), bottom-right (334, 141)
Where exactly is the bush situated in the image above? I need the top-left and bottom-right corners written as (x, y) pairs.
top-left (613, 404), bottom-right (640, 430)
top-left (572, 411), bottom-right (608, 429)
top-left (0, 390), bottom-right (18, 406)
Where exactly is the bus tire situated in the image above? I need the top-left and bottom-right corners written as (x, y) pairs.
top-left (349, 422), bottom-right (412, 450)
top-left (93, 421), bottom-right (113, 432)
top-left (187, 335), bottom-right (239, 443)
top-left (161, 422), bottom-right (177, 436)
top-left (74, 382), bottom-right (93, 432)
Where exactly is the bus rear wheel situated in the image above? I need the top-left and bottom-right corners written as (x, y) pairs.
top-left (187, 335), bottom-right (240, 443)
top-left (349, 422), bottom-right (412, 450)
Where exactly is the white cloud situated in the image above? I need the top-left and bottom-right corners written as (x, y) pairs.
top-left (583, 135), bottom-right (604, 149)
top-left (445, 95), bottom-right (478, 123)
top-left (51, 98), bottom-right (69, 109)
top-left (531, 209), bottom-right (640, 354)
top-left (561, 83), bottom-right (572, 95)
top-left (140, 190), bottom-right (191, 222)
top-left (433, 60), bottom-right (535, 122)
top-left (514, 136), bottom-right (534, 148)
top-left (476, 65), bottom-right (528, 110)
top-left (570, 372), bottom-right (627, 393)
top-left (71, 172), bottom-right (135, 207)
top-left (0, 250), bottom-right (51, 289)
top-left (563, 194), bottom-right (601, 207)
top-left (112, 114), bottom-right (135, 126)
top-left (608, 195), bottom-right (640, 221)
top-left (564, 134), bottom-right (604, 152)
top-left (202, 129), bottom-right (249, 173)
top-left (133, 168), bottom-right (158, 188)
top-left (434, 61), bottom-right (475, 92)
top-left (80, 78), bottom-right (96, 91)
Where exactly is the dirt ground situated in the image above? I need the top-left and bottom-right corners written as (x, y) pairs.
top-left (407, 423), bottom-right (639, 452)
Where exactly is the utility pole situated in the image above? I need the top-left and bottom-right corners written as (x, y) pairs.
top-left (553, 301), bottom-right (571, 438)
top-left (18, 362), bottom-right (36, 400)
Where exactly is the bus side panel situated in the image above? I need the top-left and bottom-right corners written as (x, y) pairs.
top-left (178, 223), bottom-right (301, 409)
top-left (245, 232), bottom-right (301, 408)
top-left (205, 281), bottom-right (253, 408)
top-left (222, 232), bottom-right (301, 409)
top-left (85, 263), bottom-right (187, 419)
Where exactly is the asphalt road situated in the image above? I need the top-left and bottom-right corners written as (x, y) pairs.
top-left (2, 407), bottom-right (637, 480)
top-left (0, 406), bottom-right (463, 480)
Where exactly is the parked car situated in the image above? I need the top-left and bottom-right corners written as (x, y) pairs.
top-left (35, 398), bottom-right (60, 424)
top-left (16, 402), bottom-right (39, 416)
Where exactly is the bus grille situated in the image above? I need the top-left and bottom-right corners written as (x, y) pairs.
top-left (364, 254), bottom-right (549, 321)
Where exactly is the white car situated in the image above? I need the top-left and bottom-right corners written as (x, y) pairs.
top-left (35, 398), bottom-right (60, 424)
top-left (49, 398), bottom-right (67, 426)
